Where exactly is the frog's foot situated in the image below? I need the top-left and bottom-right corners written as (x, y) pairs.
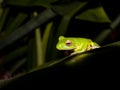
top-left (87, 45), bottom-right (100, 51)
top-left (70, 51), bottom-right (83, 56)
top-left (91, 46), bottom-right (100, 49)
top-left (70, 52), bottom-right (77, 56)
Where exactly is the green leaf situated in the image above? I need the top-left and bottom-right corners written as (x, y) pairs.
top-left (8, 58), bottom-right (26, 74)
top-left (4, 12), bottom-right (28, 36)
top-left (94, 15), bottom-right (120, 44)
top-left (52, 1), bottom-right (87, 16)
top-left (0, 45), bottom-right (27, 66)
top-left (27, 38), bottom-right (36, 70)
top-left (42, 21), bottom-right (53, 61)
top-left (3, 0), bottom-right (57, 8)
top-left (0, 9), bottom-right (56, 51)
top-left (35, 28), bottom-right (43, 66)
top-left (0, 73), bottom-right (24, 88)
top-left (0, 8), bottom-right (9, 32)
top-left (1, 41), bottom-right (120, 89)
top-left (55, 1), bottom-right (87, 35)
top-left (75, 6), bottom-right (111, 23)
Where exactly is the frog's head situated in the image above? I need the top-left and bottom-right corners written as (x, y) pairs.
top-left (56, 36), bottom-right (75, 50)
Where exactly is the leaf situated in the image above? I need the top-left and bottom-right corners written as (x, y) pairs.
top-left (8, 58), bottom-right (26, 74)
top-left (4, 12), bottom-right (28, 36)
top-left (3, 0), bottom-right (57, 8)
top-left (52, 1), bottom-right (87, 16)
top-left (75, 6), bottom-right (111, 23)
top-left (0, 9), bottom-right (56, 51)
top-left (0, 45), bottom-right (27, 66)
top-left (1, 41), bottom-right (120, 89)
top-left (94, 15), bottom-right (120, 44)
top-left (42, 21), bottom-right (53, 61)
top-left (27, 38), bottom-right (36, 70)
top-left (35, 28), bottom-right (43, 66)
top-left (55, 1), bottom-right (87, 34)
top-left (33, 8), bottom-right (43, 67)
top-left (0, 8), bottom-right (9, 32)
top-left (0, 73), bottom-right (24, 88)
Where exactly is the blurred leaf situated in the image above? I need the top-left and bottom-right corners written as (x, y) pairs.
top-left (0, 45), bottom-right (27, 66)
top-left (94, 28), bottom-right (111, 44)
top-left (110, 14), bottom-right (120, 29)
top-left (27, 38), bottom-right (36, 70)
top-left (3, 12), bottom-right (28, 36)
top-left (56, 2), bottom-right (87, 35)
top-left (52, 1), bottom-right (87, 16)
top-left (3, 0), bottom-right (57, 8)
top-left (0, 8), bottom-right (9, 32)
top-left (0, 73), bottom-right (24, 88)
top-left (0, 9), bottom-right (56, 51)
top-left (42, 21), bottom-right (53, 61)
top-left (0, 1), bottom-right (3, 19)
top-left (42, 22), bottom-right (55, 61)
top-left (94, 15), bottom-right (120, 44)
top-left (75, 6), bottom-right (111, 23)
top-left (33, 11), bottom-right (44, 66)
top-left (35, 28), bottom-right (43, 66)
top-left (9, 58), bottom-right (26, 74)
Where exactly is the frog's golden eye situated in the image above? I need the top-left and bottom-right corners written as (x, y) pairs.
top-left (66, 40), bottom-right (72, 46)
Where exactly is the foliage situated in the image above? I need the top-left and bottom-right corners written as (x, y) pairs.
top-left (0, 0), bottom-right (119, 88)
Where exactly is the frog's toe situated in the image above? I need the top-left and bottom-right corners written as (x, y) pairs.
top-left (91, 46), bottom-right (100, 49)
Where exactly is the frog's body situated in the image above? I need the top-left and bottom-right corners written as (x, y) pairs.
top-left (56, 36), bottom-right (100, 55)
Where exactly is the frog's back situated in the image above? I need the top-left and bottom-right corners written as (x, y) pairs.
top-left (69, 37), bottom-right (92, 44)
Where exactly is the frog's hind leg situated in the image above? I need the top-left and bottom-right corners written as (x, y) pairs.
top-left (87, 44), bottom-right (100, 51)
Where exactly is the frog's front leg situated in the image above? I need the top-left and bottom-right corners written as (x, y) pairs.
top-left (70, 48), bottom-right (86, 55)
top-left (70, 51), bottom-right (83, 55)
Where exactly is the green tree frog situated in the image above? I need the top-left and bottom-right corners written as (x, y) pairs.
top-left (56, 36), bottom-right (100, 55)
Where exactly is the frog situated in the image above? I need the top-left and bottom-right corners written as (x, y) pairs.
top-left (56, 36), bottom-right (100, 55)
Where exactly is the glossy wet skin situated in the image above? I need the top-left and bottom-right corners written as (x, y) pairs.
top-left (56, 36), bottom-right (100, 55)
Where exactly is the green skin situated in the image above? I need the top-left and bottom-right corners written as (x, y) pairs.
top-left (56, 36), bottom-right (100, 55)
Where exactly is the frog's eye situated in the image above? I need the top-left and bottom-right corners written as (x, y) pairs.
top-left (66, 40), bottom-right (72, 46)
